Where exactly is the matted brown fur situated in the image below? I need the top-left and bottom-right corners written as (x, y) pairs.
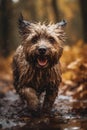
top-left (12, 15), bottom-right (67, 115)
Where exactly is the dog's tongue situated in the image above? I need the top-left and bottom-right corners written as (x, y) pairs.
top-left (37, 58), bottom-right (47, 66)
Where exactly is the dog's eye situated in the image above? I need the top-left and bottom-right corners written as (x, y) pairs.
top-left (31, 36), bottom-right (39, 44)
top-left (49, 37), bottom-right (55, 43)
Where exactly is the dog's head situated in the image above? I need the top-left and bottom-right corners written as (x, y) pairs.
top-left (18, 14), bottom-right (67, 69)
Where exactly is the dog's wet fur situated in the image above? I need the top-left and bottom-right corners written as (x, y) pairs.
top-left (12, 14), bottom-right (67, 116)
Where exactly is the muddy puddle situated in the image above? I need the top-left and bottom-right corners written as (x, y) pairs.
top-left (0, 89), bottom-right (87, 130)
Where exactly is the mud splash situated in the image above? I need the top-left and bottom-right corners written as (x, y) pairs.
top-left (0, 89), bottom-right (87, 130)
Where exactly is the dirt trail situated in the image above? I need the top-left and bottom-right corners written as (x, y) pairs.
top-left (0, 81), bottom-right (87, 130)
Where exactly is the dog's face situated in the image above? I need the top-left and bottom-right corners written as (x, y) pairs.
top-left (18, 15), bottom-right (67, 69)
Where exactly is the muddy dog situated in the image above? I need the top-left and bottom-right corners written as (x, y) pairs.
top-left (12, 14), bottom-right (67, 116)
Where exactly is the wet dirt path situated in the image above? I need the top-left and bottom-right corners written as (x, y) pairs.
top-left (0, 89), bottom-right (87, 130)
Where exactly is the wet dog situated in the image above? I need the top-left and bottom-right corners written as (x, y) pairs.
top-left (12, 14), bottom-right (67, 115)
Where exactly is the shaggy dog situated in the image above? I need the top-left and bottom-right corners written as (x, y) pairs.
top-left (12, 14), bottom-right (67, 115)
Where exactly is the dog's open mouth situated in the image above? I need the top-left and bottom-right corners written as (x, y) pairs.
top-left (37, 57), bottom-right (48, 67)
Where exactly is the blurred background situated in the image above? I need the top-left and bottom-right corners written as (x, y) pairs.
top-left (0, 0), bottom-right (87, 100)
top-left (0, 0), bottom-right (87, 57)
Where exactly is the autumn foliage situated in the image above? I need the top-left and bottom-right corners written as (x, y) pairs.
top-left (61, 40), bottom-right (87, 100)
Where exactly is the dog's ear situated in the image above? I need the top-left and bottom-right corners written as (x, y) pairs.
top-left (18, 13), bottom-right (30, 36)
top-left (57, 20), bottom-right (67, 29)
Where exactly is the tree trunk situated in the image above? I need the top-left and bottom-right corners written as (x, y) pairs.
top-left (0, 0), bottom-right (12, 57)
top-left (51, 0), bottom-right (59, 22)
top-left (80, 0), bottom-right (87, 43)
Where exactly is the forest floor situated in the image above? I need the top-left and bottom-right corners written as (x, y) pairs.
top-left (0, 41), bottom-right (87, 130)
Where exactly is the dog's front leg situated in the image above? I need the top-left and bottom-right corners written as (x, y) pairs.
top-left (20, 87), bottom-right (39, 112)
top-left (42, 84), bottom-right (58, 114)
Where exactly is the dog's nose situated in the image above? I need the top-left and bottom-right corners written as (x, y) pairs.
top-left (38, 46), bottom-right (47, 55)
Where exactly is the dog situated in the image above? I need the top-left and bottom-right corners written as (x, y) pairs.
top-left (12, 14), bottom-right (67, 116)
